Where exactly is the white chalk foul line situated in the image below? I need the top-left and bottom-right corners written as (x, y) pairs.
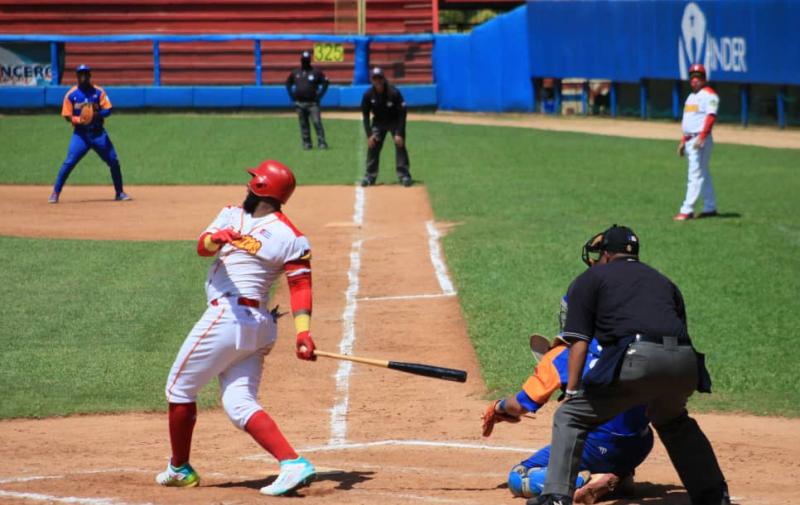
top-left (243, 439), bottom-right (536, 461)
top-left (425, 220), bottom-right (456, 296)
top-left (302, 439), bottom-right (535, 454)
top-left (0, 468), bottom-right (151, 485)
top-left (329, 185), bottom-right (365, 446)
top-left (0, 475), bottom-right (63, 485)
top-left (357, 293), bottom-right (457, 302)
top-left (0, 490), bottom-right (153, 505)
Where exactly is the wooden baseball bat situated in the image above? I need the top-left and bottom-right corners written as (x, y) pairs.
top-left (313, 350), bottom-right (467, 383)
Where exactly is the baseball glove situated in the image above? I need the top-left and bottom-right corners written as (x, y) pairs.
top-left (482, 399), bottom-right (521, 437)
top-left (78, 105), bottom-right (94, 125)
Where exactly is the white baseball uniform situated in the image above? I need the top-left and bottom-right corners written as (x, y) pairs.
top-left (165, 206), bottom-right (311, 429)
top-left (680, 87), bottom-right (718, 215)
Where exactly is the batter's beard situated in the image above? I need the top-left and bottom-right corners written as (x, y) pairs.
top-left (242, 191), bottom-right (261, 214)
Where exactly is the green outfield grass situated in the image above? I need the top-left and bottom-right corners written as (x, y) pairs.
top-left (1, 113), bottom-right (798, 418)
top-left (0, 237), bottom-right (220, 418)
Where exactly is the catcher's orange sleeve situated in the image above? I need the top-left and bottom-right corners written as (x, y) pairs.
top-left (521, 346), bottom-right (565, 405)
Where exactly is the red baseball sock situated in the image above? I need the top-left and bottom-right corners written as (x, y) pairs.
top-left (168, 402), bottom-right (197, 467)
top-left (245, 410), bottom-right (298, 462)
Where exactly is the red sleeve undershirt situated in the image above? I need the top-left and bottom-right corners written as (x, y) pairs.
top-left (285, 258), bottom-right (312, 316)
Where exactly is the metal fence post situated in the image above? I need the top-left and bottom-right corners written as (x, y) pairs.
top-left (777, 87), bottom-right (786, 129)
top-left (554, 79), bottom-right (561, 115)
top-left (740, 85), bottom-right (749, 127)
top-left (640, 79), bottom-right (648, 119)
top-left (50, 41), bottom-right (60, 85)
top-left (254, 40), bottom-right (262, 86)
top-left (153, 40), bottom-right (161, 86)
top-left (581, 80), bottom-right (589, 115)
top-left (672, 80), bottom-right (680, 120)
top-left (610, 82), bottom-right (618, 118)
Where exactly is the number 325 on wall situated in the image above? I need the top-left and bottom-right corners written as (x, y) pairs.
top-left (313, 43), bottom-right (345, 63)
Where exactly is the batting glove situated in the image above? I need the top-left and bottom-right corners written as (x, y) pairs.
top-left (296, 331), bottom-right (317, 361)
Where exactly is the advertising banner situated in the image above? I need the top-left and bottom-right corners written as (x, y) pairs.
top-left (527, 0), bottom-right (800, 85)
top-left (0, 42), bottom-right (56, 86)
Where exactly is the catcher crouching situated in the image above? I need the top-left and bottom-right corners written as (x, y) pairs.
top-left (482, 298), bottom-right (653, 504)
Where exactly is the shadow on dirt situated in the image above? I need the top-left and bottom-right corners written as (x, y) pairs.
top-left (211, 469), bottom-right (375, 492)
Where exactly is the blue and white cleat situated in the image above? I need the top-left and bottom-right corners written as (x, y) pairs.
top-left (115, 192), bottom-right (132, 201)
top-left (155, 461), bottom-right (200, 487)
top-left (48, 192), bottom-right (59, 204)
top-left (259, 456), bottom-right (316, 496)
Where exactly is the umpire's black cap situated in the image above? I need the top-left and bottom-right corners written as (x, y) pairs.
top-left (600, 225), bottom-right (639, 255)
top-left (582, 224), bottom-right (639, 267)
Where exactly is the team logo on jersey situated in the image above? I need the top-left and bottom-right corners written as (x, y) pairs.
top-left (678, 2), bottom-right (748, 80)
top-left (231, 234), bottom-right (262, 255)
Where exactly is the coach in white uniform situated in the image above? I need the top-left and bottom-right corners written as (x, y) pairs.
top-left (675, 63), bottom-right (718, 221)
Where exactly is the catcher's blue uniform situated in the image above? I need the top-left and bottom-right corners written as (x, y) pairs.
top-left (53, 83), bottom-right (125, 197)
top-left (508, 339), bottom-right (654, 497)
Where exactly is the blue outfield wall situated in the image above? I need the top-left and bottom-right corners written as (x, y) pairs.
top-left (526, 0), bottom-right (800, 85)
top-left (434, 6), bottom-right (533, 112)
top-left (0, 84), bottom-right (437, 109)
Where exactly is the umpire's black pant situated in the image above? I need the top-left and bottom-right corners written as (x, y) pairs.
top-left (542, 339), bottom-right (727, 504)
top-left (365, 124), bottom-right (410, 182)
top-left (295, 101), bottom-right (326, 148)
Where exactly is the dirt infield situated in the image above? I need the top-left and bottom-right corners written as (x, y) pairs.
top-left (1, 185), bottom-right (798, 505)
top-left (323, 111), bottom-right (800, 150)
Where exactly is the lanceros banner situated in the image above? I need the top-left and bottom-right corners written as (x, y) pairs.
top-left (0, 43), bottom-right (59, 86)
top-left (526, 0), bottom-right (800, 85)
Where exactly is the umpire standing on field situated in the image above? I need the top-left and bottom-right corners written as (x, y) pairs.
top-left (360, 67), bottom-right (412, 187)
top-left (530, 225), bottom-right (730, 505)
top-left (285, 50), bottom-right (329, 150)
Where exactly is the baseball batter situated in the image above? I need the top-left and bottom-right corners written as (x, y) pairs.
top-left (156, 160), bottom-right (317, 496)
top-left (483, 298), bottom-right (653, 504)
top-left (49, 65), bottom-right (130, 204)
top-left (675, 63), bottom-right (718, 221)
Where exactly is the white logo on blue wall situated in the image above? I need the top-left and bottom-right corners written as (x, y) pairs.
top-left (678, 2), bottom-right (748, 80)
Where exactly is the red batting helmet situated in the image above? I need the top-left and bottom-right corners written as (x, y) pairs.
top-left (246, 160), bottom-right (296, 204)
top-left (689, 64), bottom-right (706, 79)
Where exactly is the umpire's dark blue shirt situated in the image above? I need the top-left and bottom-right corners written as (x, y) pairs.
top-left (563, 257), bottom-right (689, 346)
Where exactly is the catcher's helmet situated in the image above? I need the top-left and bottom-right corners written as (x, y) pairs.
top-left (581, 224), bottom-right (639, 267)
top-left (246, 160), bottom-right (296, 203)
top-left (76, 64), bottom-right (91, 73)
top-left (688, 63), bottom-right (706, 79)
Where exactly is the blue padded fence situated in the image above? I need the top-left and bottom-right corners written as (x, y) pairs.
top-left (3, 84), bottom-right (436, 109)
top-left (433, 7), bottom-right (533, 112)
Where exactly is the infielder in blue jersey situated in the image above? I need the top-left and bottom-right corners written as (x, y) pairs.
top-left (482, 300), bottom-right (654, 504)
top-left (49, 65), bottom-right (130, 204)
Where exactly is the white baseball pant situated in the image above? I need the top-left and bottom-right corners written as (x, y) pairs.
top-left (680, 135), bottom-right (717, 215)
top-left (165, 299), bottom-right (277, 429)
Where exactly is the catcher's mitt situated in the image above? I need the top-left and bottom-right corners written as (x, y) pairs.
top-left (78, 105), bottom-right (94, 125)
top-left (482, 399), bottom-right (520, 437)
